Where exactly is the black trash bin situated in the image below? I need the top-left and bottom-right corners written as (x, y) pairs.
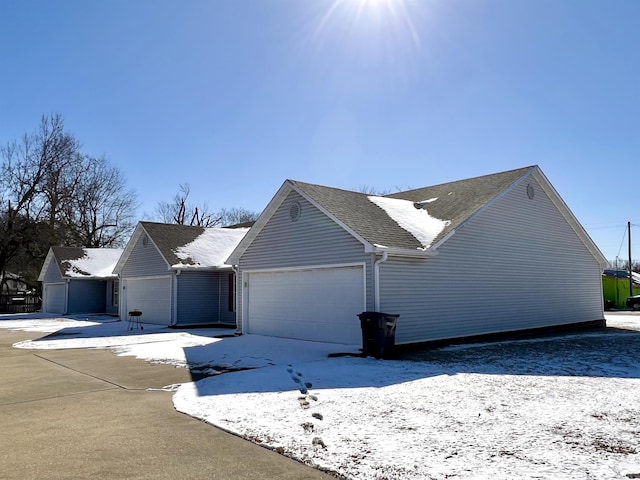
top-left (358, 311), bottom-right (399, 359)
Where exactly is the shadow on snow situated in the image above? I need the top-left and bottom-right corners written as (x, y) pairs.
top-left (7, 313), bottom-right (640, 396)
top-left (182, 325), bottom-right (640, 397)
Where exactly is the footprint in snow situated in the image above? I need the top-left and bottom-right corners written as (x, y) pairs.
top-left (288, 368), bottom-right (312, 394)
top-left (312, 437), bottom-right (326, 449)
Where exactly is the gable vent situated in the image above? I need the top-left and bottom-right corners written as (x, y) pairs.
top-left (527, 184), bottom-right (535, 200)
top-left (289, 202), bottom-right (301, 222)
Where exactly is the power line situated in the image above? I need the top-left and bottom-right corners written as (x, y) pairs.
top-left (616, 225), bottom-right (628, 259)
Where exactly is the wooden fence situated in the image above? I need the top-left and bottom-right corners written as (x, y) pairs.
top-left (0, 293), bottom-right (41, 314)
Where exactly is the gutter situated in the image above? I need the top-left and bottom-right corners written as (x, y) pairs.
top-left (372, 245), bottom-right (439, 258)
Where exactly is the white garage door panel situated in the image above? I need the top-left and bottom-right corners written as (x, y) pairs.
top-left (44, 283), bottom-right (65, 314)
top-left (247, 266), bottom-right (364, 344)
top-left (125, 277), bottom-right (171, 325)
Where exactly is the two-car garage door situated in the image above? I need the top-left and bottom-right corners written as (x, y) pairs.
top-left (245, 265), bottom-right (364, 345)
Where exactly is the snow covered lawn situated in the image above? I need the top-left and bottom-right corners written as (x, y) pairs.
top-left (2, 312), bottom-right (640, 479)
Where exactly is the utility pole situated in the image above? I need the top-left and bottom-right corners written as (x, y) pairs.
top-left (615, 257), bottom-right (620, 307)
top-left (629, 221), bottom-right (633, 298)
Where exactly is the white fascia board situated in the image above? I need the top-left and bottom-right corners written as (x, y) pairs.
top-left (113, 223), bottom-right (145, 274)
top-left (431, 167), bottom-right (536, 251)
top-left (144, 227), bottom-right (173, 271)
top-left (430, 229), bottom-right (457, 251)
top-left (226, 180), bottom-right (376, 264)
top-left (288, 183), bottom-right (375, 253)
top-left (170, 265), bottom-right (233, 272)
top-left (531, 168), bottom-right (608, 270)
top-left (113, 223), bottom-right (172, 274)
top-left (226, 181), bottom-right (292, 265)
top-left (373, 245), bottom-right (436, 258)
top-left (69, 275), bottom-right (118, 281)
top-left (37, 248), bottom-right (55, 282)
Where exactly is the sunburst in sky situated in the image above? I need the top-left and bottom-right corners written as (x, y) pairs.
top-left (313, 0), bottom-right (424, 52)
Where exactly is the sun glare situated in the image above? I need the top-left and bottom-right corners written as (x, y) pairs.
top-left (314, 0), bottom-right (423, 51)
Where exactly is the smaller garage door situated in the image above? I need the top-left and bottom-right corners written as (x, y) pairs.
top-left (124, 277), bottom-right (172, 325)
top-left (246, 266), bottom-right (365, 344)
top-left (43, 283), bottom-right (66, 314)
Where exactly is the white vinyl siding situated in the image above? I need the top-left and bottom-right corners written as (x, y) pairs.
top-left (41, 261), bottom-right (64, 283)
top-left (379, 177), bottom-right (604, 344)
top-left (124, 277), bottom-right (172, 325)
top-left (120, 233), bottom-right (170, 277)
top-left (237, 191), bottom-right (374, 333)
top-left (43, 283), bottom-right (66, 314)
top-left (245, 265), bottom-right (365, 344)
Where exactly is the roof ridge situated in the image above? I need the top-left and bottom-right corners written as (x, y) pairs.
top-left (387, 165), bottom-right (537, 197)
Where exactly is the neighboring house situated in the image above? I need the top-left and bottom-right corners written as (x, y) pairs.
top-left (0, 272), bottom-right (40, 314)
top-left (113, 221), bottom-right (249, 327)
top-left (39, 247), bottom-right (123, 315)
top-left (227, 165), bottom-right (608, 346)
top-left (1, 272), bottom-right (31, 294)
top-left (602, 269), bottom-right (640, 309)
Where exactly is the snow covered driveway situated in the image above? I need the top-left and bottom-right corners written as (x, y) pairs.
top-left (2, 312), bottom-right (640, 479)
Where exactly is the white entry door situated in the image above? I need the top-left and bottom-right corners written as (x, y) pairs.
top-left (124, 277), bottom-right (172, 325)
top-left (246, 265), bottom-right (364, 344)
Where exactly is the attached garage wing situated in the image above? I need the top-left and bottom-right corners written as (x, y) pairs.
top-left (43, 283), bottom-right (66, 314)
top-left (245, 265), bottom-right (365, 344)
top-left (124, 277), bottom-right (172, 325)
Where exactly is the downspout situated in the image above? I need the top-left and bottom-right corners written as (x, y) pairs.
top-left (64, 278), bottom-right (70, 315)
top-left (231, 265), bottom-right (241, 335)
top-left (171, 269), bottom-right (181, 326)
top-left (373, 251), bottom-right (388, 312)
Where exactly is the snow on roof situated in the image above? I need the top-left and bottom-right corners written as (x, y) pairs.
top-left (66, 249), bottom-right (123, 278)
top-left (368, 196), bottom-right (450, 249)
top-left (173, 228), bottom-right (249, 269)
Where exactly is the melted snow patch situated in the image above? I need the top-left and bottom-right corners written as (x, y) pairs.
top-left (173, 228), bottom-right (249, 268)
top-left (368, 196), bottom-right (449, 249)
top-left (67, 249), bottom-right (122, 277)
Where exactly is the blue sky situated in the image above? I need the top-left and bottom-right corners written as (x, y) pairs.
top-left (1, 0), bottom-right (638, 261)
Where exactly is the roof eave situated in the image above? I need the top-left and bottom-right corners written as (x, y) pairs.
top-left (171, 265), bottom-right (233, 271)
top-left (113, 222), bottom-right (172, 274)
top-left (373, 245), bottom-right (438, 258)
top-left (531, 168), bottom-right (608, 270)
top-left (66, 275), bottom-right (119, 280)
top-left (226, 180), bottom-right (376, 264)
top-left (37, 248), bottom-right (56, 282)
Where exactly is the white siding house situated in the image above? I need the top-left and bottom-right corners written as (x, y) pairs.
top-left (113, 222), bottom-right (248, 327)
top-left (39, 247), bottom-right (123, 315)
top-left (227, 166), bottom-right (607, 346)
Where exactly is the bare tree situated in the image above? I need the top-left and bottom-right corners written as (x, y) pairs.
top-left (155, 183), bottom-right (221, 227)
top-left (0, 114), bottom-right (138, 289)
top-left (66, 156), bottom-right (138, 247)
top-left (218, 207), bottom-right (259, 226)
top-left (156, 184), bottom-right (260, 228)
top-left (358, 185), bottom-right (411, 196)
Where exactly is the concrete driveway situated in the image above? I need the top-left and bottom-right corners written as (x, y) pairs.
top-left (0, 329), bottom-right (335, 480)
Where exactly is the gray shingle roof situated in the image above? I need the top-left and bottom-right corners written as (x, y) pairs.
top-left (51, 246), bottom-right (87, 275)
top-left (290, 181), bottom-right (423, 249)
top-left (140, 222), bottom-right (205, 267)
top-left (291, 166), bottom-right (535, 250)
